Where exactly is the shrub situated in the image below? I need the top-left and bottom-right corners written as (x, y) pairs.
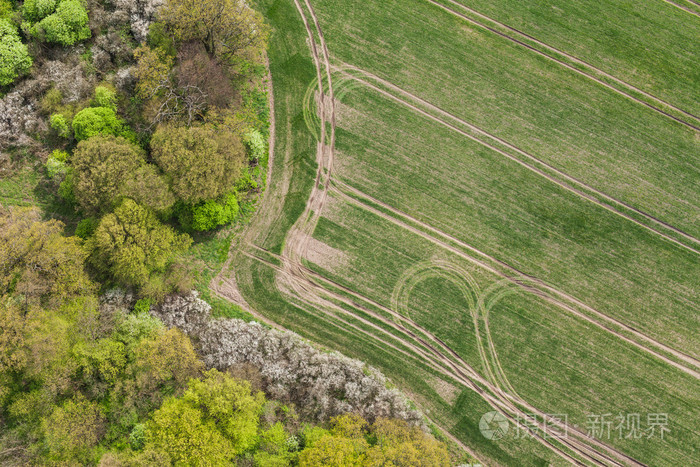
top-left (51, 149), bottom-right (69, 163)
top-left (58, 168), bottom-right (75, 204)
top-left (187, 194), bottom-right (239, 231)
top-left (243, 128), bottom-right (265, 161)
top-left (71, 107), bottom-right (124, 141)
top-left (133, 298), bottom-right (153, 315)
top-left (50, 113), bottom-right (71, 138)
top-left (0, 19), bottom-right (32, 86)
top-left (22, 0), bottom-right (56, 23)
top-left (0, 0), bottom-right (12, 20)
top-left (92, 85), bottom-right (117, 110)
top-left (46, 151), bottom-right (66, 178)
top-left (41, 87), bottom-right (64, 114)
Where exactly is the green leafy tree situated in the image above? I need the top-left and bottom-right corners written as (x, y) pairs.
top-left (25, 0), bottom-right (90, 46)
top-left (131, 327), bottom-right (203, 405)
top-left (22, 0), bottom-right (57, 23)
top-left (159, 0), bottom-right (270, 63)
top-left (145, 395), bottom-right (233, 465)
top-left (87, 199), bottom-right (192, 287)
top-left (254, 422), bottom-right (295, 466)
top-left (71, 135), bottom-right (147, 214)
top-left (298, 414), bottom-right (450, 467)
top-left (0, 206), bottom-right (93, 303)
top-left (145, 369), bottom-right (266, 464)
top-left (364, 418), bottom-right (450, 466)
top-left (75, 217), bottom-right (99, 239)
top-left (41, 395), bottom-right (106, 463)
top-left (71, 106), bottom-right (125, 141)
top-left (151, 124), bottom-right (246, 203)
top-left (0, 19), bottom-right (32, 86)
top-left (122, 165), bottom-right (176, 213)
top-left (133, 45), bottom-right (173, 99)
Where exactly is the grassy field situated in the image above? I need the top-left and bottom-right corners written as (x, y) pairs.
top-left (226, 0), bottom-right (700, 464)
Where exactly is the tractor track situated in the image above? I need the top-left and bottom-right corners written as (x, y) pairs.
top-left (330, 179), bottom-right (700, 377)
top-left (333, 64), bottom-right (700, 256)
top-left (243, 242), bottom-right (644, 467)
top-left (424, 0), bottom-right (700, 130)
top-left (213, 1), bottom-right (691, 464)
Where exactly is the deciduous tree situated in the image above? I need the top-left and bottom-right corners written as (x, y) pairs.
top-left (71, 106), bottom-right (125, 142)
top-left (24, 0), bottom-right (90, 46)
top-left (71, 135), bottom-right (146, 214)
top-left (0, 206), bottom-right (93, 304)
top-left (151, 123), bottom-right (245, 203)
top-left (87, 199), bottom-right (192, 287)
top-left (144, 369), bottom-right (266, 463)
top-left (159, 0), bottom-right (269, 63)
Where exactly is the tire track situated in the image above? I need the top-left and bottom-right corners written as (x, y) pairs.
top-left (436, 0), bottom-right (700, 123)
top-left (286, 2), bottom-right (598, 464)
top-left (424, 0), bottom-right (700, 130)
top-left (660, 0), bottom-right (700, 17)
top-left (334, 64), bottom-right (700, 256)
top-left (234, 1), bottom-right (655, 464)
top-left (245, 243), bottom-right (643, 467)
top-left (330, 179), bottom-right (700, 377)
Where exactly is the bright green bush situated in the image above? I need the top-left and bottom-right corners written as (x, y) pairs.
top-left (46, 150), bottom-right (68, 178)
top-left (51, 148), bottom-right (69, 162)
top-left (71, 107), bottom-right (124, 141)
top-left (50, 113), bottom-right (71, 138)
top-left (25, 0), bottom-right (90, 46)
top-left (133, 298), bottom-right (153, 315)
top-left (0, 0), bottom-right (13, 20)
top-left (0, 19), bottom-right (32, 86)
top-left (188, 193), bottom-right (239, 231)
top-left (243, 128), bottom-right (265, 161)
top-left (92, 85), bottom-right (117, 110)
top-left (22, 0), bottom-right (56, 23)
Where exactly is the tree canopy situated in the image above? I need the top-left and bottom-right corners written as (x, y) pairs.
top-left (0, 19), bottom-right (32, 86)
top-left (151, 124), bottom-right (246, 203)
top-left (87, 199), bottom-right (192, 287)
top-left (71, 106), bottom-right (126, 142)
top-left (298, 414), bottom-right (451, 466)
top-left (23, 0), bottom-right (90, 46)
top-left (0, 206), bottom-right (93, 305)
top-left (159, 0), bottom-right (270, 63)
top-left (144, 369), bottom-right (266, 464)
top-left (71, 135), bottom-right (147, 215)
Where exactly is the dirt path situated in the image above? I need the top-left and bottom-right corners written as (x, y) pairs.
top-left (335, 64), bottom-right (700, 256)
top-left (331, 179), bottom-right (700, 377)
top-left (425, 0), bottom-right (700, 130)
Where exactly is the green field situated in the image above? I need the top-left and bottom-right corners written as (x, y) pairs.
top-left (222, 0), bottom-right (700, 464)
